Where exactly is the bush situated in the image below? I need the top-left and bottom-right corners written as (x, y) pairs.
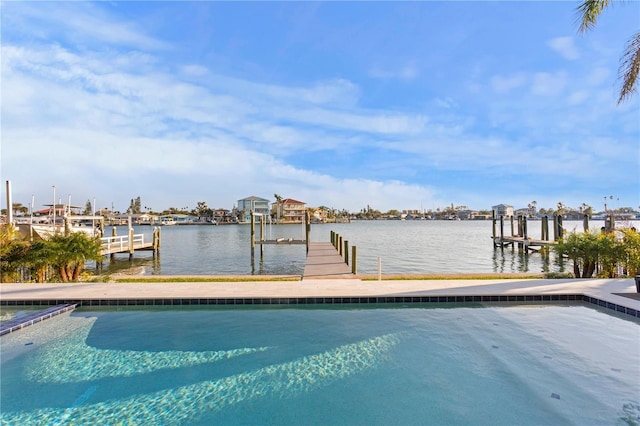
top-left (554, 228), bottom-right (638, 278)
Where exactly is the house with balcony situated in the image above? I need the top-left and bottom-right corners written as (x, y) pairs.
top-left (212, 208), bottom-right (232, 223)
top-left (273, 198), bottom-right (306, 223)
top-left (237, 196), bottom-right (270, 223)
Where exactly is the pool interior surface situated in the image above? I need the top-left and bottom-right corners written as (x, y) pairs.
top-left (1, 303), bottom-right (639, 425)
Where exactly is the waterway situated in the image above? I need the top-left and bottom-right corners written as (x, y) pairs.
top-left (97, 220), bottom-right (637, 276)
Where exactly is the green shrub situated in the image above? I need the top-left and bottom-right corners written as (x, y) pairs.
top-left (555, 228), bottom-right (638, 278)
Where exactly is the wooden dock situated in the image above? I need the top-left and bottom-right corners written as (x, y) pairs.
top-left (492, 236), bottom-right (555, 251)
top-left (100, 227), bottom-right (160, 256)
top-left (303, 242), bottom-right (356, 279)
top-left (492, 214), bottom-right (563, 252)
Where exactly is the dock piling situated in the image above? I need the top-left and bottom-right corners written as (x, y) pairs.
top-left (351, 246), bottom-right (357, 274)
top-left (344, 240), bottom-right (349, 265)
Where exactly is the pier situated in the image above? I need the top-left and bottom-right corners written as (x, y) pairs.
top-left (303, 242), bottom-right (355, 279)
top-left (248, 212), bottom-right (357, 278)
top-left (100, 218), bottom-right (160, 258)
top-left (491, 212), bottom-right (600, 252)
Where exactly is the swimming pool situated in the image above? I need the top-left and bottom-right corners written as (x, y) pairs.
top-left (1, 304), bottom-right (638, 425)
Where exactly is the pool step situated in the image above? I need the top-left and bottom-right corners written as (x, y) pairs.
top-left (0, 304), bottom-right (77, 336)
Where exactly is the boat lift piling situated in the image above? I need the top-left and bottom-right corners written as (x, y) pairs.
top-left (250, 211), bottom-right (310, 270)
top-left (492, 212), bottom-right (597, 253)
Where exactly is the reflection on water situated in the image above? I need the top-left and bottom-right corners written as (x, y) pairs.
top-left (1, 306), bottom-right (637, 425)
top-left (88, 220), bottom-right (636, 276)
top-left (3, 322), bottom-right (401, 425)
top-left (26, 317), bottom-right (270, 384)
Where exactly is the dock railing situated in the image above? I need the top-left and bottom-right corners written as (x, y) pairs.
top-left (100, 231), bottom-right (158, 256)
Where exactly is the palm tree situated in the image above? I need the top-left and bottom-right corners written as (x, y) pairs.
top-left (0, 225), bottom-right (30, 282)
top-left (578, 0), bottom-right (639, 103)
top-left (50, 233), bottom-right (102, 281)
top-left (273, 194), bottom-right (283, 221)
top-left (24, 239), bottom-right (56, 283)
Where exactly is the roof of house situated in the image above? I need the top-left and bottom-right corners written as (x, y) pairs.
top-left (281, 198), bottom-right (305, 205)
top-left (239, 196), bottom-right (270, 202)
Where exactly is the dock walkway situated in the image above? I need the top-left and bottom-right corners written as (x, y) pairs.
top-left (303, 242), bottom-right (356, 280)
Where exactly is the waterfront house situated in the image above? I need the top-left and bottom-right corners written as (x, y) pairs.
top-left (237, 196), bottom-right (270, 223)
top-left (492, 204), bottom-right (514, 218)
top-left (273, 198), bottom-right (307, 223)
top-left (457, 210), bottom-right (480, 220)
top-left (212, 208), bottom-right (231, 223)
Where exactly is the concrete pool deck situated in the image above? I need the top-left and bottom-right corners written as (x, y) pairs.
top-left (1, 278), bottom-right (638, 316)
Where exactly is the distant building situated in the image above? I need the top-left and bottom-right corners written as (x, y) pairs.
top-left (457, 210), bottom-right (479, 220)
top-left (237, 196), bottom-right (270, 223)
top-left (514, 208), bottom-right (529, 218)
top-left (212, 208), bottom-right (231, 223)
top-left (309, 207), bottom-right (327, 223)
top-left (273, 198), bottom-right (306, 223)
top-left (492, 204), bottom-right (514, 218)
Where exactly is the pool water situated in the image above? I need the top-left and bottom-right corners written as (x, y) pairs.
top-left (1, 304), bottom-right (639, 425)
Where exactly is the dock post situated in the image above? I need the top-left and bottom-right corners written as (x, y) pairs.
top-left (260, 215), bottom-right (264, 257)
top-left (330, 231), bottom-right (335, 246)
top-left (492, 211), bottom-right (497, 247)
top-left (128, 216), bottom-right (134, 258)
top-left (553, 214), bottom-right (564, 240)
top-left (605, 214), bottom-right (615, 233)
top-left (558, 215), bottom-right (563, 239)
top-left (153, 227), bottom-right (161, 253)
top-left (583, 214), bottom-right (589, 232)
top-left (517, 215), bottom-right (523, 237)
top-left (338, 235), bottom-right (343, 256)
top-left (499, 216), bottom-right (504, 249)
top-left (111, 227), bottom-right (117, 260)
top-left (306, 212), bottom-right (310, 253)
top-left (510, 215), bottom-right (515, 237)
top-left (517, 216), bottom-right (523, 250)
top-left (523, 216), bottom-right (528, 251)
top-left (344, 240), bottom-right (349, 264)
top-left (250, 212), bottom-right (255, 249)
top-left (351, 246), bottom-right (357, 274)
top-left (542, 216), bottom-right (549, 241)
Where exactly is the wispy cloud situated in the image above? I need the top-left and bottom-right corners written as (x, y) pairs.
top-left (1, 1), bottom-right (637, 212)
top-left (547, 36), bottom-right (579, 60)
top-left (368, 64), bottom-right (420, 81)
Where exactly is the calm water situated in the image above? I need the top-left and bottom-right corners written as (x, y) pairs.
top-left (98, 220), bottom-right (637, 276)
top-left (1, 305), bottom-right (638, 425)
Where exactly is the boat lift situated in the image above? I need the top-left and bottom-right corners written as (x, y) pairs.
top-left (250, 211), bottom-right (310, 257)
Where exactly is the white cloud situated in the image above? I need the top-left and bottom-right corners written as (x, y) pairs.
top-left (490, 73), bottom-right (526, 93)
top-left (3, 2), bottom-right (168, 50)
top-left (368, 64), bottom-right (419, 81)
top-left (547, 36), bottom-right (579, 60)
top-left (2, 2), bottom-right (638, 213)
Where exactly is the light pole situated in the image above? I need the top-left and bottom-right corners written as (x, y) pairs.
top-left (92, 197), bottom-right (96, 237)
top-left (52, 185), bottom-right (56, 228)
top-left (30, 194), bottom-right (34, 241)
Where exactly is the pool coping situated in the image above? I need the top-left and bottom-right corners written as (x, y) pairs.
top-left (1, 278), bottom-right (638, 318)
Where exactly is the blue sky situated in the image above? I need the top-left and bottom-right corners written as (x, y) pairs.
top-left (2, 1), bottom-right (638, 214)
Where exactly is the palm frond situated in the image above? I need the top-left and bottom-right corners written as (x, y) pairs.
top-left (618, 31), bottom-right (640, 104)
top-left (577, 0), bottom-right (611, 33)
